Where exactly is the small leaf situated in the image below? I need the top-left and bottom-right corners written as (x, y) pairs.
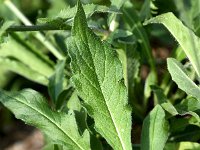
top-left (141, 105), bottom-right (169, 150)
top-left (48, 59), bottom-right (66, 104)
top-left (167, 58), bottom-right (200, 100)
top-left (151, 86), bottom-right (179, 116)
top-left (144, 71), bottom-right (157, 99)
top-left (144, 12), bottom-right (200, 77)
top-left (107, 29), bottom-right (136, 45)
top-left (0, 89), bottom-right (91, 150)
top-left (175, 97), bottom-right (200, 113)
top-left (67, 1), bottom-right (132, 150)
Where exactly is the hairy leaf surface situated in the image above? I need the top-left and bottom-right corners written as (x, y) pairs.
top-left (144, 12), bottom-right (200, 77)
top-left (0, 89), bottom-right (90, 150)
top-left (67, 1), bottom-right (132, 150)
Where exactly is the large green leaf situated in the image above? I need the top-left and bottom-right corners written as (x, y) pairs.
top-left (167, 58), bottom-right (200, 100)
top-left (141, 105), bottom-right (169, 150)
top-left (0, 89), bottom-right (90, 150)
top-left (144, 12), bottom-right (200, 77)
top-left (67, 1), bottom-right (132, 150)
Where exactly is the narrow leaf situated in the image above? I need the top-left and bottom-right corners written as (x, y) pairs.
top-left (48, 59), bottom-right (66, 104)
top-left (141, 105), bottom-right (169, 150)
top-left (144, 12), bottom-right (200, 77)
top-left (122, 1), bottom-right (157, 99)
top-left (122, 1), bottom-right (155, 71)
top-left (167, 58), bottom-right (200, 100)
top-left (67, 1), bottom-right (132, 150)
top-left (0, 89), bottom-right (90, 150)
top-left (0, 57), bottom-right (48, 85)
top-left (0, 37), bottom-right (54, 77)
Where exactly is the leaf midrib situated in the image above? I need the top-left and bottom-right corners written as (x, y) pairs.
top-left (5, 92), bottom-right (86, 150)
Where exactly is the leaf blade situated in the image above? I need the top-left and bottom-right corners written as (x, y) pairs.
top-left (48, 59), bottom-right (66, 104)
top-left (0, 89), bottom-right (90, 150)
top-left (144, 12), bottom-right (200, 77)
top-left (141, 105), bottom-right (169, 150)
top-left (167, 58), bottom-right (200, 100)
top-left (0, 57), bottom-right (48, 85)
top-left (67, 1), bottom-right (132, 150)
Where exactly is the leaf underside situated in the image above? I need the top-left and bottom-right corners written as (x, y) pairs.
top-left (0, 89), bottom-right (90, 150)
top-left (67, 1), bottom-right (132, 150)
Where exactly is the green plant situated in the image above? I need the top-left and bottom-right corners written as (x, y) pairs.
top-left (0, 0), bottom-right (200, 150)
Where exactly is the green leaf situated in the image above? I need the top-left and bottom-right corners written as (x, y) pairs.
top-left (141, 105), bottom-right (169, 150)
top-left (107, 29), bottom-right (135, 45)
top-left (167, 58), bottom-right (200, 100)
top-left (0, 57), bottom-right (48, 85)
top-left (0, 89), bottom-right (91, 150)
top-left (140, 0), bottom-right (153, 21)
top-left (175, 97), bottom-right (200, 113)
top-left (169, 126), bottom-right (200, 141)
top-left (144, 12), bottom-right (200, 77)
top-left (67, 1), bottom-right (132, 150)
top-left (48, 59), bottom-right (66, 104)
top-left (144, 71), bottom-right (157, 100)
top-left (151, 86), bottom-right (179, 117)
top-left (0, 36), bottom-right (54, 78)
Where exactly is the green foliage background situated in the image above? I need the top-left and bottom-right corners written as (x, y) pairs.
top-left (0, 0), bottom-right (200, 150)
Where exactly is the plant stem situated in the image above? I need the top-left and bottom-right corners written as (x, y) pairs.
top-left (6, 25), bottom-right (71, 32)
top-left (4, 0), bottom-right (63, 60)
